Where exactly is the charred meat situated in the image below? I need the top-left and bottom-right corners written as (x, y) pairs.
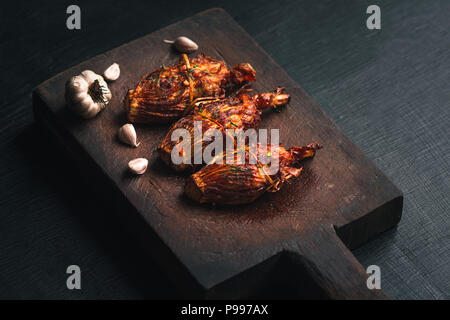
top-left (185, 143), bottom-right (321, 205)
top-left (124, 54), bottom-right (256, 123)
top-left (158, 88), bottom-right (290, 172)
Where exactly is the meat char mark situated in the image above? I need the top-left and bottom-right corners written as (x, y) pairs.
top-left (158, 88), bottom-right (290, 172)
top-left (124, 53), bottom-right (256, 123)
top-left (185, 142), bottom-right (322, 205)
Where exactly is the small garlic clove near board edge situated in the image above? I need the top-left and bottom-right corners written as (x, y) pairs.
top-left (128, 158), bottom-right (148, 175)
top-left (104, 63), bottom-right (120, 81)
top-left (118, 123), bottom-right (140, 147)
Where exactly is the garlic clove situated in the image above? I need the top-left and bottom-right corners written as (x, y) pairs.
top-left (164, 36), bottom-right (198, 53)
top-left (118, 123), bottom-right (140, 147)
top-left (104, 63), bottom-right (120, 81)
top-left (128, 158), bottom-right (148, 175)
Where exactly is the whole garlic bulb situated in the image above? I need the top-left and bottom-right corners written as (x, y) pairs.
top-left (65, 70), bottom-right (112, 119)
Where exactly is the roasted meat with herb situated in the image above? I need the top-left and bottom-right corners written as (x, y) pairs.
top-left (124, 53), bottom-right (256, 123)
top-left (158, 88), bottom-right (290, 172)
top-left (185, 143), bottom-right (322, 205)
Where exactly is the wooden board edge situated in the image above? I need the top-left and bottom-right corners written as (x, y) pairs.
top-left (335, 195), bottom-right (404, 250)
top-left (32, 89), bottom-right (210, 298)
top-left (30, 8), bottom-right (405, 298)
top-left (31, 8), bottom-right (226, 95)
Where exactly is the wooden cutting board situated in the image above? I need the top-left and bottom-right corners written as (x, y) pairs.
top-left (33, 8), bottom-right (402, 299)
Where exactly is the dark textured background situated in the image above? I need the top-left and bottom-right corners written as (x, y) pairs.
top-left (0, 0), bottom-right (448, 299)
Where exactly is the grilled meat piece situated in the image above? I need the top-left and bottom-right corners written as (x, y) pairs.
top-left (158, 88), bottom-right (290, 172)
top-left (185, 143), bottom-right (321, 205)
top-left (124, 53), bottom-right (256, 123)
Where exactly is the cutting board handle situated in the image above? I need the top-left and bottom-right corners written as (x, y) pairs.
top-left (286, 227), bottom-right (388, 299)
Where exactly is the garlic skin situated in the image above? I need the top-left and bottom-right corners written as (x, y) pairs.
top-left (164, 36), bottom-right (198, 53)
top-left (104, 63), bottom-right (120, 81)
top-left (65, 70), bottom-right (112, 119)
top-left (118, 123), bottom-right (140, 147)
top-left (128, 158), bottom-right (148, 175)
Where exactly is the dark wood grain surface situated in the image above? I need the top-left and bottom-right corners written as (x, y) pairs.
top-left (33, 8), bottom-right (402, 299)
top-left (0, 0), bottom-right (449, 299)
